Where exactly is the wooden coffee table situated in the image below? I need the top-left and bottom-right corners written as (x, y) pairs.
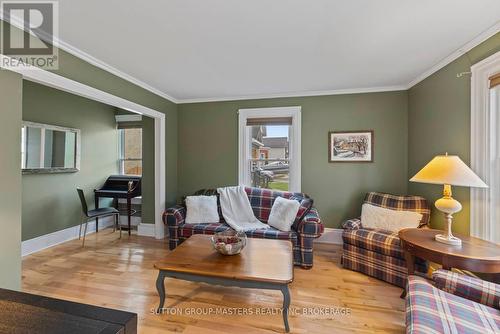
top-left (154, 234), bottom-right (293, 332)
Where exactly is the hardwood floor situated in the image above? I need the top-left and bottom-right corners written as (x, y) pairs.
top-left (22, 229), bottom-right (406, 333)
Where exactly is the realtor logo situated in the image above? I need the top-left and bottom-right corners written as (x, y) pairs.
top-left (1, 1), bottom-right (58, 69)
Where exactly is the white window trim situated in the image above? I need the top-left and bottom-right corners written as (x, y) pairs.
top-left (470, 51), bottom-right (500, 241)
top-left (115, 114), bottom-right (142, 122)
top-left (118, 128), bottom-right (143, 175)
top-left (238, 106), bottom-right (301, 192)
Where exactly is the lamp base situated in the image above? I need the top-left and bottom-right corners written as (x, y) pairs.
top-left (435, 233), bottom-right (462, 246)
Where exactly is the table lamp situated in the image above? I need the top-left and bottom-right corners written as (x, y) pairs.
top-left (410, 153), bottom-right (487, 246)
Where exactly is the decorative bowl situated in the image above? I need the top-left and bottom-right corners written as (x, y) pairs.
top-left (211, 230), bottom-right (247, 255)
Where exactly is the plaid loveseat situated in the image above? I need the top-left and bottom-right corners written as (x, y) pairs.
top-left (341, 192), bottom-right (431, 287)
top-left (163, 187), bottom-right (324, 268)
top-left (406, 270), bottom-right (500, 333)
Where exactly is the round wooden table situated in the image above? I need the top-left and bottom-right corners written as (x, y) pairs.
top-left (398, 228), bottom-right (500, 297)
top-left (399, 228), bottom-right (500, 274)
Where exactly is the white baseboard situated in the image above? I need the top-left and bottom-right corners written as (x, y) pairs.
top-left (315, 228), bottom-right (343, 245)
top-left (117, 197), bottom-right (142, 205)
top-left (137, 223), bottom-right (156, 237)
top-left (21, 216), bottom-right (115, 257)
top-left (22, 222), bottom-right (340, 256)
top-left (118, 215), bottom-right (141, 226)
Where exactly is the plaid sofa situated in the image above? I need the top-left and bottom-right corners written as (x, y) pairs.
top-left (341, 192), bottom-right (431, 287)
top-left (406, 270), bottom-right (500, 333)
top-left (163, 187), bottom-right (324, 268)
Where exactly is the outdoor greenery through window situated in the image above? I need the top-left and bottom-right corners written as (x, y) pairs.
top-left (119, 128), bottom-right (142, 175)
top-left (249, 125), bottom-right (290, 191)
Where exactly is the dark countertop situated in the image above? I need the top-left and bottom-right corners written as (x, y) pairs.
top-left (0, 288), bottom-right (137, 334)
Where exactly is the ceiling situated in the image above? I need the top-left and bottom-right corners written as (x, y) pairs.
top-left (52, 1), bottom-right (500, 102)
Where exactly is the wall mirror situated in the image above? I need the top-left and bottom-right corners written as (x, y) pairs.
top-left (21, 121), bottom-right (81, 174)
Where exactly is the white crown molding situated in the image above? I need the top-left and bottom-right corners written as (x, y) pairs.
top-left (53, 38), bottom-right (180, 104)
top-left (179, 85), bottom-right (408, 104)
top-left (3, 9), bottom-right (499, 103)
top-left (1, 12), bottom-right (180, 104)
top-left (407, 21), bottom-right (500, 89)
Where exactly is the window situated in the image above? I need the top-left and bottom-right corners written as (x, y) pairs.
top-left (239, 107), bottom-right (301, 192)
top-left (488, 79), bottom-right (500, 243)
top-left (470, 50), bottom-right (500, 243)
top-left (118, 127), bottom-right (142, 175)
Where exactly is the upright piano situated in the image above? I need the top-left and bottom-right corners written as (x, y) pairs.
top-left (94, 175), bottom-right (142, 235)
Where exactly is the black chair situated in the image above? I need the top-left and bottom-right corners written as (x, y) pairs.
top-left (77, 188), bottom-right (121, 246)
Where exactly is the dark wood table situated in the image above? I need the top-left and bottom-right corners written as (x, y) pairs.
top-left (154, 234), bottom-right (293, 332)
top-left (399, 228), bottom-right (500, 296)
top-left (0, 288), bottom-right (137, 334)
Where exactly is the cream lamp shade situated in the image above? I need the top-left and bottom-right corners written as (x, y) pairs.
top-left (410, 154), bottom-right (487, 188)
top-left (410, 154), bottom-right (487, 246)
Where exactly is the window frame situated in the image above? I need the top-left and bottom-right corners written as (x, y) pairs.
top-left (118, 127), bottom-right (143, 175)
top-left (470, 50), bottom-right (500, 242)
top-left (238, 106), bottom-right (301, 192)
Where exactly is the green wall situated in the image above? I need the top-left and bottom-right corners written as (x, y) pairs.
top-left (178, 91), bottom-right (409, 228)
top-left (22, 81), bottom-right (119, 241)
top-left (3, 19), bottom-right (178, 214)
top-left (408, 32), bottom-right (500, 235)
top-left (0, 70), bottom-right (23, 290)
top-left (0, 20), bottom-right (177, 289)
top-left (114, 109), bottom-right (155, 225)
top-left (50, 49), bottom-right (178, 209)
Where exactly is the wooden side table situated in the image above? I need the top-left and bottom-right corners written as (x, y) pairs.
top-left (399, 228), bottom-right (500, 296)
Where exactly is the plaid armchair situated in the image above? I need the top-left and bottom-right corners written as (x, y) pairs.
top-left (341, 192), bottom-right (431, 287)
top-left (406, 270), bottom-right (499, 333)
top-left (163, 187), bottom-right (324, 268)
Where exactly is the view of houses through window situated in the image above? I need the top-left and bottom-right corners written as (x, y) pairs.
top-left (119, 128), bottom-right (142, 175)
top-left (250, 125), bottom-right (290, 191)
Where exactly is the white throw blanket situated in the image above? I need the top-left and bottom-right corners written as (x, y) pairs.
top-left (217, 186), bottom-right (270, 232)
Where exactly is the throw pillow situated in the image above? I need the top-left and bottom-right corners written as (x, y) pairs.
top-left (185, 195), bottom-right (220, 224)
top-left (290, 195), bottom-right (313, 226)
top-left (361, 203), bottom-right (422, 233)
top-left (268, 196), bottom-right (301, 232)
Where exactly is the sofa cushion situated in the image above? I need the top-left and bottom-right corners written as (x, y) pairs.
top-left (341, 217), bottom-right (362, 230)
top-left (364, 192), bottom-right (430, 227)
top-left (361, 203), bottom-right (422, 233)
top-left (246, 227), bottom-right (297, 241)
top-left (189, 189), bottom-right (223, 218)
top-left (342, 228), bottom-right (404, 259)
top-left (268, 196), bottom-right (300, 232)
top-left (290, 195), bottom-right (313, 226)
top-left (343, 243), bottom-right (427, 288)
top-left (245, 187), bottom-right (283, 222)
top-left (185, 195), bottom-right (220, 224)
top-left (406, 275), bottom-right (500, 333)
top-left (244, 187), bottom-right (311, 222)
top-left (185, 187), bottom-right (314, 225)
top-left (179, 223), bottom-right (230, 238)
top-left (432, 269), bottom-right (500, 310)
top-left (179, 222), bottom-right (297, 241)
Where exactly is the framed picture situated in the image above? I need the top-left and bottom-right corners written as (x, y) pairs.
top-left (328, 130), bottom-right (374, 162)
